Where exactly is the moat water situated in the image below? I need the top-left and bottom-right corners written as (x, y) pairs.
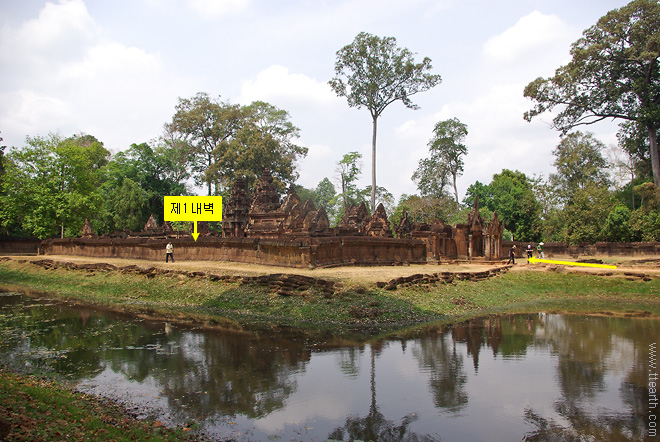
top-left (0, 289), bottom-right (657, 441)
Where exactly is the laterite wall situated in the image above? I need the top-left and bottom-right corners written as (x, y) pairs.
top-left (503, 240), bottom-right (660, 257)
top-left (41, 236), bottom-right (427, 269)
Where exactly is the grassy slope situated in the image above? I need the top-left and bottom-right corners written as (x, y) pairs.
top-left (0, 370), bottom-right (201, 442)
top-left (1, 260), bottom-right (659, 335)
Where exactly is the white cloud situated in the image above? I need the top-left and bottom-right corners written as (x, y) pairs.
top-left (0, 90), bottom-right (72, 138)
top-left (295, 142), bottom-right (335, 186)
top-left (386, 82), bottom-right (560, 198)
top-left (238, 65), bottom-right (340, 107)
top-left (0, 0), bottom-right (193, 151)
top-left (187, 0), bottom-right (250, 17)
top-left (0, 0), bottom-right (97, 75)
top-left (483, 11), bottom-right (575, 70)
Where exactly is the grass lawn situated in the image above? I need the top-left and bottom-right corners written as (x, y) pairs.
top-left (1, 258), bottom-right (658, 336)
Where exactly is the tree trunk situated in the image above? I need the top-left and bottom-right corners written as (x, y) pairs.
top-left (371, 116), bottom-right (377, 214)
top-left (452, 173), bottom-right (459, 208)
top-left (631, 166), bottom-right (636, 210)
top-left (207, 153), bottom-right (213, 196)
top-left (341, 175), bottom-right (347, 216)
top-left (648, 123), bottom-right (660, 190)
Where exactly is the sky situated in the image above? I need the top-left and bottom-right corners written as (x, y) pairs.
top-left (0, 0), bottom-right (630, 203)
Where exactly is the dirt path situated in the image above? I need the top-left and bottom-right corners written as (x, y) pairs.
top-left (5, 253), bottom-right (660, 285)
top-left (6, 254), bottom-right (503, 285)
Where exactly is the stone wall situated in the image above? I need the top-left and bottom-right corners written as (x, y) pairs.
top-left (42, 236), bottom-right (427, 269)
top-left (503, 240), bottom-right (660, 257)
top-left (0, 237), bottom-right (42, 255)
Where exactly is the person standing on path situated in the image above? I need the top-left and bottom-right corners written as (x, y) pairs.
top-left (166, 242), bottom-right (174, 263)
top-left (537, 242), bottom-right (544, 259)
top-left (507, 244), bottom-right (516, 265)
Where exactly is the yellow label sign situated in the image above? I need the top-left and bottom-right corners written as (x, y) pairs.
top-left (164, 196), bottom-right (223, 222)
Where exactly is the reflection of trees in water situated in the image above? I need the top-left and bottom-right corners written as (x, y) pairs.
top-left (4, 293), bottom-right (660, 441)
top-left (328, 344), bottom-right (440, 442)
top-left (449, 315), bottom-right (538, 371)
top-left (0, 297), bottom-right (130, 377)
top-left (522, 315), bottom-right (656, 442)
top-left (328, 410), bottom-right (440, 442)
top-left (523, 402), bottom-right (647, 442)
top-left (96, 328), bottom-right (312, 420)
top-left (336, 345), bottom-right (365, 378)
top-left (0, 295), bottom-right (311, 420)
top-left (150, 331), bottom-right (310, 419)
top-left (412, 330), bottom-right (467, 413)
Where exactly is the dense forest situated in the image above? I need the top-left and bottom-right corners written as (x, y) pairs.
top-left (0, 116), bottom-right (658, 244)
top-left (1, 0), bottom-right (658, 244)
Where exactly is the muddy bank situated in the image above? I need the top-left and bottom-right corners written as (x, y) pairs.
top-left (2, 255), bottom-right (660, 341)
top-left (7, 256), bottom-right (516, 295)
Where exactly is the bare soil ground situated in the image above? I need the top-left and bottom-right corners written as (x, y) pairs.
top-left (513, 254), bottom-right (660, 280)
top-left (6, 253), bottom-right (660, 285)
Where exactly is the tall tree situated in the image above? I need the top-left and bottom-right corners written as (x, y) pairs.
top-left (169, 93), bottom-right (306, 196)
top-left (523, 0), bottom-right (660, 188)
top-left (168, 92), bottom-right (244, 195)
top-left (550, 131), bottom-right (611, 200)
top-left (210, 102), bottom-right (307, 193)
top-left (412, 156), bottom-right (450, 199)
top-left (329, 32), bottom-right (442, 212)
top-left (546, 132), bottom-right (616, 243)
top-left (335, 151), bottom-right (363, 215)
top-left (471, 170), bottom-right (543, 242)
top-left (427, 118), bottom-right (468, 205)
top-left (315, 177), bottom-right (337, 214)
top-left (0, 134), bottom-right (109, 238)
top-left (0, 131), bottom-right (6, 179)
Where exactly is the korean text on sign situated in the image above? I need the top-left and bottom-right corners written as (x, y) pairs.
top-left (164, 196), bottom-right (223, 221)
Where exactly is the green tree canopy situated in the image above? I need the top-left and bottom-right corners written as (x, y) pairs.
top-left (412, 156), bottom-right (450, 200)
top-left (1, 134), bottom-right (110, 238)
top-left (427, 118), bottom-right (468, 205)
top-left (465, 170), bottom-right (542, 242)
top-left (334, 151), bottom-right (363, 215)
top-left (168, 92), bottom-right (244, 195)
top-left (562, 184), bottom-right (617, 243)
top-left (489, 170), bottom-right (543, 242)
top-left (329, 32), bottom-right (442, 212)
top-left (168, 93), bottom-right (306, 196)
top-left (99, 142), bottom-right (190, 233)
top-left (550, 131), bottom-right (611, 201)
top-left (392, 193), bottom-right (456, 226)
top-left (314, 177), bottom-right (337, 215)
top-left (294, 179), bottom-right (340, 225)
top-left (524, 0), bottom-right (660, 188)
top-left (359, 185), bottom-right (395, 216)
top-left (463, 181), bottom-right (493, 210)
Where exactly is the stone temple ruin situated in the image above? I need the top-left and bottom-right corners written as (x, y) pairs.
top-left (222, 169), bottom-right (504, 262)
top-left (43, 169), bottom-right (504, 268)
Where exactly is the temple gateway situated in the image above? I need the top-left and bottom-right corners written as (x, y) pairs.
top-left (43, 169), bottom-right (504, 268)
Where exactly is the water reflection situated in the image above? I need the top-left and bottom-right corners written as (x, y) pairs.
top-left (0, 290), bottom-right (657, 441)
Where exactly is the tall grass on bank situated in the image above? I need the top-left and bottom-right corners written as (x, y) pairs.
top-left (1, 261), bottom-right (659, 335)
top-left (0, 370), bottom-right (200, 442)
